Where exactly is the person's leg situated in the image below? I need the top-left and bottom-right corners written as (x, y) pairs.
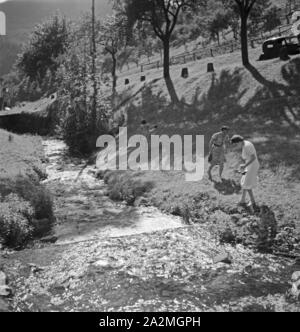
top-left (239, 190), bottom-right (247, 204)
top-left (208, 164), bottom-right (215, 181)
top-left (219, 162), bottom-right (224, 179)
top-left (247, 190), bottom-right (256, 206)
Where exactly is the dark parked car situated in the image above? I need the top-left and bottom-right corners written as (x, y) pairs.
top-left (259, 36), bottom-right (300, 60)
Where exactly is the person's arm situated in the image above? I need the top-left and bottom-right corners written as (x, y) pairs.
top-left (209, 135), bottom-right (216, 152)
top-left (241, 154), bottom-right (256, 171)
top-left (224, 135), bottom-right (230, 153)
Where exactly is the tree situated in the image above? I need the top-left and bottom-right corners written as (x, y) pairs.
top-left (17, 13), bottom-right (69, 81)
top-left (263, 6), bottom-right (281, 33)
top-left (247, 0), bottom-right (273, 37)
top-left (55, 12), bottom-right (108, 154)
top-left (224, 1), bottom-right (258, 66)
top-left (208, 11), bottom-right (230, 45)
top-left (91, 0), bottom-right (98, 132)
top-left (116, 0), bottom-right (205, 103)
top-left (99, 14), bottom-right (127, 93)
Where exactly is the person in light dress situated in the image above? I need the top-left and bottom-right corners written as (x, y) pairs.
top-left (230, 135), bottom-right (260, 207)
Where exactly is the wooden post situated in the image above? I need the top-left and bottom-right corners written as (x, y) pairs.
top-left (207, 63), bottom-right (214, 72)
top-left (125, 79), bottom-right (129, 85)
top-left (141, 76), bottom-right (146, 82)
top-left (181, 68), bottom-right (189, 78)
top-left (210, 49), bottom-right (214, 57)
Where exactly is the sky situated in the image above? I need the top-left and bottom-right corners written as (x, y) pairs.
top-left (0, 0), bottom-right (111, 41)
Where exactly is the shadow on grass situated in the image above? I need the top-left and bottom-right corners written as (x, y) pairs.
top-left (245, 61), bottom-right (300, 131)
top-left (125, 60), bottom-right (300, 180)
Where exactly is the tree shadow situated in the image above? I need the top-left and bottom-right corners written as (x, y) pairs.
top-left (123, 62), bottom-right (300, 180)
top-left (245, 61), bottom-right (300, 130)
top-left (245, 60), bottom-right (300, 180)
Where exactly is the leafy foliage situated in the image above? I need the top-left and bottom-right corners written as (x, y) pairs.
top-left (55, 16), bottom-right (109, 155)
top-left (99, 13), bottom-right (128, 91)
top-left (0, 194), bottom-right (34, 248)
top-left (16, 13), bottom-right (69, 81)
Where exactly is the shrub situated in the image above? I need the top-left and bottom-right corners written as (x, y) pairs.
top-left (104, 172), bottom-right (153, 205)
top-left (0, 177), bottom-right (54, 244)
top-left (0, 177), bottom-right (54, 222)
top-left (0, 194), bottom-right (34, 248)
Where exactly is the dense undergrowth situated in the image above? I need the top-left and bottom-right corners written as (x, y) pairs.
top-left (0, 129), bottom-right (54, 248)
top-left (101, 166), bottom-right (299, 256)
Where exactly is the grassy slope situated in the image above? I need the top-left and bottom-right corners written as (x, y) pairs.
top-left (0, 129), bottom-right (45, 182)
top-left (104, 46), bottom-right (300, 239)
top-left (0, 129), bottom-right (54, 248)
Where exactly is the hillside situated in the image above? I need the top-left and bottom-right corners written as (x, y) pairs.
top-left (104, 46), bottom-right (300, 252)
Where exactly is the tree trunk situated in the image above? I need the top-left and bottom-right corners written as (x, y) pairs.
top-left (91, 0), bottom-right (97, 131)
top-left (163, 38), bottom-right (179, 104)
top-left (112, 53), bottom-right (117, 93)
top-left (240, 12), bottom-right (250, 66)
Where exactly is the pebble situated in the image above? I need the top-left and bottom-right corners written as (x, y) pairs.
top-left (213, 253), bottom-right (233, 265)
top-left (93, 260), bottom-right (110, 268)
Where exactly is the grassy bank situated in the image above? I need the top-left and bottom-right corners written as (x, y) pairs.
top-left (0, 129), bottom-right (54, 248)
top-left (101, 52), bottom-right (300, 255)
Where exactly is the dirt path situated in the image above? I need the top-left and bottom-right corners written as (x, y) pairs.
top-left (1, 139), bottom-right (300, 312)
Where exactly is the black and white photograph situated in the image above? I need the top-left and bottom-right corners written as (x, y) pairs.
top-left (0, 0), bottom-right (300, 314)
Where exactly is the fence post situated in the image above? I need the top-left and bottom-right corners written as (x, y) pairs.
top-left (207, 63), bottom-right (214, 72)
top-left (181, 68), bottom-right (189, 78)
top-left (210, 49), bottom-right (214, 57)
top-left (141, 65), bottom-right (144, 72)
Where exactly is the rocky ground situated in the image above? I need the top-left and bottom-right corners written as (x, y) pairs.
top-left (1, 139), bottom-right (300, 312)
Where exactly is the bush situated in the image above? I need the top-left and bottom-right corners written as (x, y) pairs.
top-left (0, 177), bottom-right (54, 222)
top-left (104, 171), bottom-right (153, 205)
top-left (0, 177), bottom-right (54, 245)
top-left (0, 194), bottom-right (34, 248)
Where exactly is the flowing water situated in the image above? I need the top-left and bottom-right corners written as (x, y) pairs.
top-left (42, 139), bottom-right (183, 245)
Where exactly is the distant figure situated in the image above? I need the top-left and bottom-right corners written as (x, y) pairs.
top-left (208, 126), bottom-right (230, 181)
top-left (231, 135), bottom-right (260, 207)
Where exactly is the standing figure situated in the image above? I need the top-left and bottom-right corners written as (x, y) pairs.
top-left (208, 126), bottom-right (230, 181)
top-left (230, 135), bottom-right (260, 207)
